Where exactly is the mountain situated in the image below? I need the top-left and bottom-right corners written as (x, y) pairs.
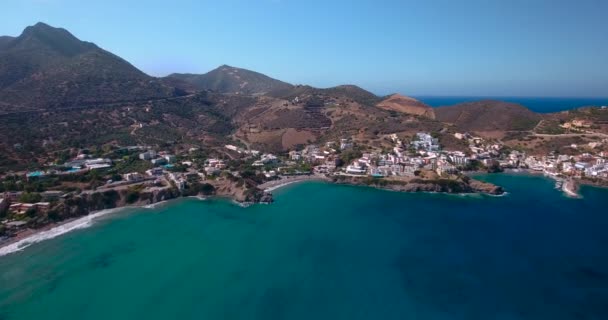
top-left (167, 65), bottom-right (294, 95)
top-left (434, 100), bottom-right (542, 132)
top-left (0, 22), bottom-right (182, 112)
top-left (268, 84), bottom-right (381, 107)
top-left (0, 36), bottom-right (14, 50)
top-left (376, 94), bottom-right (435, 119)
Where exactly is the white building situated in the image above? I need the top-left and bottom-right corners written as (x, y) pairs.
top-left (345, 161), bottom-right (367, 175)
top-left (139, 151), bottom-right (157, 161)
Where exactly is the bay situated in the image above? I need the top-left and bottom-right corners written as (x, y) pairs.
top-left (0, 174), bottom-right (607, 319)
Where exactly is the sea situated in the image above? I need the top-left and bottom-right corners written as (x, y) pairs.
top-left (1, 173), bottom-right (607, 320)
top-left (415, 96), bottom-right (608, 113)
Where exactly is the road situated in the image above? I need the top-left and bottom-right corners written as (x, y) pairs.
top-left (532, 132), bottom-right (608, 139)
top-left (81, 177), bottom-right (157, 194)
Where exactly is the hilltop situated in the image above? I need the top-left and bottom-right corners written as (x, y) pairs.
top-left (167, 65), bottom-right (294, 96)
top-left (268, 84), bottom-right (381, 106)
top-left (0, 22), bottom-right (182, 112)
top-left (376, 94), bottom-right (435, 119)
top-left (435, 100), bottom-right (542, 132)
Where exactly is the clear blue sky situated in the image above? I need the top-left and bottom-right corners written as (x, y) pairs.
top-left (1, 0), bottom-right (607, 97)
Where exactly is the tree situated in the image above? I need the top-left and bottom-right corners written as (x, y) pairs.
top-left (25, 208), bottom-right (37, 218)
top-left (19, 192), bottom-right (42, 203)
top-left (125, 191), bottom-right (140, 204)
top-left (486, 161), bottom-right (504, 173)
top-left (47, 210), bottom-right (61, 222)
top-left (340, 149), bottom-right (362, 166)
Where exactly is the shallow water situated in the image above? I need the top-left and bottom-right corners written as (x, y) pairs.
top-left (1, 174), bottom-right (607, 319)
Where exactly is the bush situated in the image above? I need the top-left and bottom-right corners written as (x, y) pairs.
top-left (19, 192), bottom-right (42, 203)
top-left (125, 190), bottom-right (140, 204)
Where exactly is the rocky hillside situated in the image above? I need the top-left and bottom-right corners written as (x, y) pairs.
top-left (0, 22), bottom-right (559, 170)
top-left (376, 94), bottom-right (435, 119)
top-left (0, 23), bottom-right (182, 112)
top-left (435, 100), bottom-right (542, 132)
top-left (167, 65), bottom-right (294, 95)
top-left (268, 84), bottom-right (381, 106)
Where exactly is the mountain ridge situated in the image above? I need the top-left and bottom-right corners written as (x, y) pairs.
top-left (167, 64), bottom-right (294, 95)
top-left (0, 22), bottom-right (182, 111)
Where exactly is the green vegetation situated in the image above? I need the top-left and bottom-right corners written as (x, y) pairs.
top-left (182, 182), bottom-right (216, 196)
top-left (18, 192), bottom-right (42, 203)
top-left (511, 117), bottom-right (540, 131)
top-left (112, 156), bottom-right (153, 174)
top-left (339, 149), bottom-right (363, 167)
top-left (125, 185), bottom-right (145, 204)
top-left (486, 161), bottom-right (504, 173)
top-left (535, 120), bottom-right (566, 134)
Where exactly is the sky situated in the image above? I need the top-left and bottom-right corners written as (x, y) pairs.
top-left (1, 0), bottom-right (607, 97)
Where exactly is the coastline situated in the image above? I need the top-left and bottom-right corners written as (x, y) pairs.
top-left (0, 206), bottom-right (130, 257)
top-left (259, 175), bottom-right (331, 192)
top-left (0, 188), bottom-right (269, 256)
top-left (562, 179), bottom-right (582, 198)
top-left (0, 172), bottom-right (597, 257)
top-left (476, 168), bottom-right (585, 198)
top-left (1, 176), bottom-right (478, 256)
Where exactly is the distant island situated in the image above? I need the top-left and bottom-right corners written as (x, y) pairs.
top-left (1, 23), bottom-right (607, 244)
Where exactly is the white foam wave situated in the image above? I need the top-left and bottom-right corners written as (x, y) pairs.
top-left (188, 196), bottom-right (208, 201)
top-left (0, 207), bottom-right (123, 257)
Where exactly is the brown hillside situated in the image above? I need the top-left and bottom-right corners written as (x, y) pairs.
top-left (167, 65), bottom-right (293, 96)
top-left (434, 100), bottom-right (541, 132)
top-left (376, 94), bottom-right (435, 119)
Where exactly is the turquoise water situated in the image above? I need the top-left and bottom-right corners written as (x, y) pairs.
top-left (1, 174), bottom-right (608, 319)
top-left (416, 96), bottom-right (608, 113)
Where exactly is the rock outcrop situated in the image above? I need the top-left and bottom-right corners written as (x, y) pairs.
top-left (331, 176), bottom-right (504, 195)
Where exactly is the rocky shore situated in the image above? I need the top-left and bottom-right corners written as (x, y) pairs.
top-left (330, 175), bottom-right (505, 195)
top-left (258, 174), bottom-right (331, 192)
top-left (0, 182), bottom-right (272, 250)
top-left (2, 174), bottom-right (504, 252)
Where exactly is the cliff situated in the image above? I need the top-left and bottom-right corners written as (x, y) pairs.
top-left (52, 187), bottom-right (181, 219)
top-left (211, 178), bottom-right (273, 203)
top-left (52, 183), bottom-right (273, 220)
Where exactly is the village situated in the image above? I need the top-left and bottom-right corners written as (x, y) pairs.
top-left (2, 129), bottom-right (608, 239)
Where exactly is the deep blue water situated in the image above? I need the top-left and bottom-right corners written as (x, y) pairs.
top-left (415, 96), bottom-right (608, 113)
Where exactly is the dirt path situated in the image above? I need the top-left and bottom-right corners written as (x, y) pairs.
top-left (532, 132), bottom-right (608, 138)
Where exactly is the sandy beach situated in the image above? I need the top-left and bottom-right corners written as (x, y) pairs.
top-left (259, 175), bottom-right (330, 192)
top-left (0, 206), bottom-right (134, 257)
